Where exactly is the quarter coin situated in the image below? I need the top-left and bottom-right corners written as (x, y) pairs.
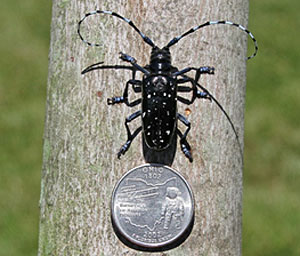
top-left (111, 164), bottom-right (194, 251)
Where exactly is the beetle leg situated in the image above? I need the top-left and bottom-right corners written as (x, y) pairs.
top-left (177, 77), bottom-right (197, 105)
top-left (123, 80), bottom-right (142, 107)
top-left (196, 90), bottom-right (211, 100)
top-left (172, 66), bottom-right (214, 78)
top-left (177, 77), bottom-right (210, 104)
top-left (119, 52), bottom-right (150, 75)
top-left (177, 113), bottom-right (193, 162)
top-left (117, 111), bottom-right (142, 159)
top-left (107, 67), bottom-right (141, 106)
top-left (107, 79), bottom-right (142, 107)
top-left (82, 61), bottom-right (142, 105)
top-left (174, 66), bottom-right (215, 100)
top-left (177, 76), bottom-right (212, 104)
top-left (177, 95), bottom-right (193, 105)
top-left (195, 66), bottom-right (215, 82)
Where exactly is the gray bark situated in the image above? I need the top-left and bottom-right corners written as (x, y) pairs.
top-left (38, 0), bottom-right (248, 255)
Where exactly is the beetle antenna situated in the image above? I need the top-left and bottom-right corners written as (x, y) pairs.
top-left (78, 10), bottom-right (156, 48)
top-left (166, 20), bottom-right (258, 60)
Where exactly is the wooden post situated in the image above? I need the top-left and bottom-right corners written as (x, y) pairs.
top-left (38, 0), bottom-right (248, 255)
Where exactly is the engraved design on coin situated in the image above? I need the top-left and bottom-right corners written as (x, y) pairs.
top-left (111, 164), bottom-right (194, 251)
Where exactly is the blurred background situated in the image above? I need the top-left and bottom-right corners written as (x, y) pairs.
top-left (0, 0), bottom-right (299, 255)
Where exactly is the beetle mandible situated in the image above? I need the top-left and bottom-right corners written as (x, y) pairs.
top-left (78, 10), bottom-right (258, 164)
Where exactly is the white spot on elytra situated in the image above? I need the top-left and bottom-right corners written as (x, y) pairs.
top-left (166, 130), bottom-right (170, 135)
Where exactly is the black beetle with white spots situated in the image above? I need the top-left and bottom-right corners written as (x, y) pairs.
top-left (78, 10), bottom-right (258, 164)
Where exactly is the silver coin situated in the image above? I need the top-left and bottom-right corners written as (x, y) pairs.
top-left (111, 164), bottom-right (194, 251)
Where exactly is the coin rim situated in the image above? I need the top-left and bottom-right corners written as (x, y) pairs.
top-left (111, 163), bottom-right (195, 250)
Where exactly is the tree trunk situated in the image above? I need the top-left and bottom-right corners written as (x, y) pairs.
top-left (38, 0), bottom-right (248, 255)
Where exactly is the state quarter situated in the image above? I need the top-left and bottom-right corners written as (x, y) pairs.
top-left (111, 164), bottom-right (194, 252)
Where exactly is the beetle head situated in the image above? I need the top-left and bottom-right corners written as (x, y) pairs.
top-left (149, 47), bottom-right (171, 72)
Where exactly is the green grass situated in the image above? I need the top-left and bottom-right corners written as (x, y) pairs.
top-left (0, 0), bottom-right (299, 255)
top-left (243, 0), bottom-right (300, 255)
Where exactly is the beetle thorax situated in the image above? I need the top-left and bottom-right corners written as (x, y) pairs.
top-left (152, 76), bottom-right (168, 91)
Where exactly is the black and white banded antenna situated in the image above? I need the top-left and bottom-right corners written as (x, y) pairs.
top-left (78, 10), bottom-right (156, 48)
top-left (165, 20), bottom-right (258, 60)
